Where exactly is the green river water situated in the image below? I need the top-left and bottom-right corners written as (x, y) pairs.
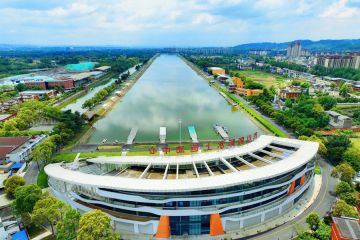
top-left (88, 54), bottom-right (261, 143)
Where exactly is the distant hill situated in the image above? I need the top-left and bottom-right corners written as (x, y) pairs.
top-left (233, 39), bottom-right (360, 52)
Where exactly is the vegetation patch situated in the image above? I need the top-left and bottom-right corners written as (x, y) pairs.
top-left (221, 90), bottom-right (287, 137)
top-left (37, 168), bottom-right (49, 189)
top-left (314, 163), bottom-right (321, 175)
top-left (232, 70), bottom-right (285, 90)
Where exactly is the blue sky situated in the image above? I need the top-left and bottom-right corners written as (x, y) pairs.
top-left (0, 0), bottom-right (359, 47)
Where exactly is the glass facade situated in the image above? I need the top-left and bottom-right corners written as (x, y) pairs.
top-left (170, 215), bottom-right (210, 235)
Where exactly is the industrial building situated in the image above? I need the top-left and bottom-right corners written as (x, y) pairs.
top-left (45, 136), bottom-right (318, 238)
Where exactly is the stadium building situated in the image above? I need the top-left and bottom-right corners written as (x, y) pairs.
top-left (45, 135), bottom-right (319, 238)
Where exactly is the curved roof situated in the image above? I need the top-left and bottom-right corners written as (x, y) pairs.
top-left (45, 135), bottom-right (318, 192)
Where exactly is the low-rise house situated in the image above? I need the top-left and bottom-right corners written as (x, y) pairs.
top-left (236, 58), bottom-right (255, 70)
top-left (331, 217), bottom-right (360, 240)
top-left (235, 88), bottom-right (263, 97)
top-left (0, 217), bottom-right (28, 240)
top-left (278, 87), bottom-right (302, 100)
top-left (227, 79), bottom-right (236, 93)
top-left (0, 100), bottom-right (20, 112)
top-left (217, 74), bottom-right (231, 83)
top-left (207, 67), bottom-right (225, 75)
top-left (19, 90), bottom-right (56, 101)
top-left (326, 111), bottom-right (352, 128)
top-left (0, 135), bottom-right (46, 163)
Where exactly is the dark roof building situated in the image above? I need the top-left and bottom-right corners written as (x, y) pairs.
top-left (0, 137), bottom-right (30, 161)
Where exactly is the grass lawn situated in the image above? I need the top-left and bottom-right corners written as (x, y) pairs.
top-left (52, 152), bottom-right (78, 162)
top-left (350, 138), bottom-right (360, 149)
top-left (37, 167), bottom-right (49, 188)
top-left (97, 145), bottom-right (122, 150)
top-left (314, 163), bottom-right (321, 175)
top-left (133, 144), bottom-right (157, 149)
top-left (234, 70), bottom-right (286, 90)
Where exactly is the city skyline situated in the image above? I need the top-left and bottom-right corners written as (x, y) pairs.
top-left (0, 0), bottom-right (359, 47)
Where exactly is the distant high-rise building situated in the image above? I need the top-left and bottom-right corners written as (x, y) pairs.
top-left (315, 53), bottom-right (360, 69)
top-left (248, 49), bottom-right (271, 56)
top-left (287, 42), bottom-right (302, 58)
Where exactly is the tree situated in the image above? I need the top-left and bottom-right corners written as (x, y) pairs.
top-left (318, 96), bottom-right (337, 110)
top-left (331, 163), bottom-right (356, 183)
top-left (12, 184), bottom-right (42, 215)
top-left (82, 99), bottom-right (94, 110)
top-left (335, 181), bottom-right (353, 196)
top-left (32, 195), bottom-right (69, 235)
top-left (15, 83), bottom-right (27, 92)
top-left (326, 135), bottom-right (351, 163)
top-left (306, 212), bottom-right (321, 230)
top-left (3, 118), bottom-right (18, 131)
top-left (4, 175), bottom-right (26, 199)
top-left (339, 83), bottom-right (352, 97)
top-left (295, 232), bottom-right (317, 240)
top-left (343, 147), bottom-right (360, 172)
top-left (314, 222), bottom-right (331, 240)
top-left (56, 208), bottom-right (80, 240)
top-left (332, 200), bottom-right (358, 218)
top-left (31, 140), bottom-right (56, 168)
top-left (340, 192), bottom-right (359, 206)
top-left (77, 210), bottom-right (119, 240)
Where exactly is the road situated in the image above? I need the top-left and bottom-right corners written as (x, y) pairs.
top-left (244, 157), bottom-right (336, 240)
top-left (24, 161), bottom-right (44, 184)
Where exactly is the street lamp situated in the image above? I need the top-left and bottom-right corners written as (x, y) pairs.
top-left (179, 119), bottom-right (182, 146)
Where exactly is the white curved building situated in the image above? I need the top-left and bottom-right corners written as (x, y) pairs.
top-left (45, 135), bottom-right (319, 238)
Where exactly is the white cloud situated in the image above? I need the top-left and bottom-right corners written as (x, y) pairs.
top-left (192, 13), bottom-right (218, 25)
top-left (0, 0), bottom-right (359, 46)
top-left (320, 0), bottom-right (359, 18)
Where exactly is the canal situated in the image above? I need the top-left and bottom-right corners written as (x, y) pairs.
top-left (63, 66), bottom-right (137, 114)
top-left (88, 54), bottom-right (261, 143)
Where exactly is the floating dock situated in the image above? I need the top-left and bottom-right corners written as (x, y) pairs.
top-left (126, 127), bottom-right (138, 145)
top-left (213, 124), bottom-right (229, 142)
top-left (160, 127), bottom-right (167, 144)
top-left (188, 126), bottom-right (198, 143)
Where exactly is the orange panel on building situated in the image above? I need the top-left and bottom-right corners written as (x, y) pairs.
top-left (300, 175), bottom-right (305, 185)
top-left (210, 213), bottom-right (224, 236)
top-left (155, 215), bottom-right (170, 239)
top-left (288, 181), bottom-right (296, 195)
top-left (233, 77), bottom-right (244, 88)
